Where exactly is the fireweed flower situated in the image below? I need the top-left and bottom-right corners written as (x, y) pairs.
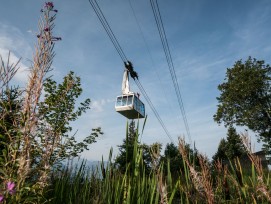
top-left (45, 2), bottom-right (54, 9)
top-left (44, 27), bottom-right (50, 32)
top-left (0, 195), bottom-right (4, 202)
top-left (7, 182), bottom-right (15, 194)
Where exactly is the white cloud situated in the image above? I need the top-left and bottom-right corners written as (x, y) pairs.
top-left (0, 23), bottom-right (32, 85)
top-left (91, 98), bottom-right (115, 113)
top-left (0, 48), bottom-right (29, 84)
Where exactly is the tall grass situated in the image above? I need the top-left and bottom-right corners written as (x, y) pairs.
top-left (47, 130), bottom-right (271, 204)
top-left (47, 121), bottom-right (178, 204)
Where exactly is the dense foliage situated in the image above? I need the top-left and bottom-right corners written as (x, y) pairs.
top-left (0, 87), bottom-right (22, 153)
top-left (161, 142), bottom-right (200, 177)
top-left (47, 133), bottom-right (271, 204)
top-left (37, 72), bottom-right (102, 166)
top-left (213, 126), bottom-right (247, 162)
top-left (114, 120), bottom-right (161, 174)
top-left (214, 57), bottom-right (271, 151)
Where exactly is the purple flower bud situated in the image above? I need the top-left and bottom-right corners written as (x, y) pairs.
top-left (45, 2), bottom-right (54, 9)
top-left (44, 27), bottom-right (50, 32)
top-left (37, 34), bottom-right (41, 38)
top-left (0, 195), bottom-right (4, 203)
top-left (7, 181), bottom-right (15, 192)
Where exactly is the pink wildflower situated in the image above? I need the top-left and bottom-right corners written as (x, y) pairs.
top-left (44, 27), bottom-right (50, 32)
top-left (7, 181), bottom-right (16, 194)
top-left (45, 2), bottom-right (54, 9)
top-left (0, 195), bottom-right (4, 202)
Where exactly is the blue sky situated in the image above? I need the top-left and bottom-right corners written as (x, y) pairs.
top-left (1, 0), bottom-right (271, 160)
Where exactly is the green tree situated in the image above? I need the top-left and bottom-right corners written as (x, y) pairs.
top-left (162, 143), bottom-right (183, 175)
top-left (115, 120), bottom-right (138, 173)
top-left (214, 57), bottom-right (271, 151)
top-left (212, 138), bottom-right (228, 163)
top-left (36, 71), bottom-right (103, 166)
top-left (115, 120), bottom-right (157, 174)
top-left (0, 87), bottom-right (22, 154)
top-left (226, 127), bottom-right (246, 159)
top-left (161, 142), bottom-right (200, 176)
top-left (0, 54), bottom-right (21, 155)
top-left (213, 127), bottom-right (247, 162)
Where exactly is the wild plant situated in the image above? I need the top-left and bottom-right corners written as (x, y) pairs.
top-left (178, 138), bottom-right (214, 203)
top-left (48, 120), bottom-right (180, 204)
top-left (0, 54), bottom-right (22, 203)
top-left (0, 2), bottom-right (61, 202)
top-left (241, 132), bottom-right (271, 202)
top-left (0, 2), bottom-right (102, 203)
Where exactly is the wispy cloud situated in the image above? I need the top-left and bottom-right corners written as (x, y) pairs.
top-left (91, 98), bottom-right (115, 113)
top-left (0, 23), bottom-right (32, 84)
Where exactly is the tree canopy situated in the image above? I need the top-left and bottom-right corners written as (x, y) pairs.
top-left (214, 57), bottom-right (271, 151)
top-left (114, 120), bottom-right (138, 173)
top-left (0, 87), bottom-right (22, 154)
top-left (114, 120), bottom-right (161, 174)
top-left (213, 127), bottom-right (247, 162)
top-left (37, 71), bottom-right (103, 165)
top-left (161, 142), bottom-right (200, 176)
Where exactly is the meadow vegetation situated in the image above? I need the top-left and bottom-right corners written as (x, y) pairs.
top-left (46, 126), bottom-right (271, 203)
top-left (0, 2), bottom-right (270, 203)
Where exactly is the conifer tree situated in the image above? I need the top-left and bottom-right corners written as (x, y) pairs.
top-left (213, 127), bottom-right (247, 162)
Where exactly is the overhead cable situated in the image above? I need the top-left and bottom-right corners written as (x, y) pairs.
top-left (88, 0), bottom-right (128, 62)
top-left (135, 79), bottom-right (174, 143)
top-left (128, 0), bottom-right (179, 134)
top-left (150, 0), bottom-right (192, 144)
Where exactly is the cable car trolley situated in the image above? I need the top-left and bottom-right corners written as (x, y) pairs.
top-left (115, 61), bottom-right (145, 119)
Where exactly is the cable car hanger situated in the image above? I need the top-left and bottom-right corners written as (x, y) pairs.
top-left (124, 61), bottom-right (138, 80)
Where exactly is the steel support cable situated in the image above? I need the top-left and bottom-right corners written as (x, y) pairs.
top-left (91, 0), bottom-right (127, 61)
top-left (88, 0), bottom-right (174, 143)
top-left (157, 4), bottom-right (192, 145)
top-left (128, 0), bottom-right (179, 134)
top-left (135, 79), bottom-right (174, 143)
top-left (150, 0), bottom-right (192, 144)
top-left (88, 0), bottom-right (128, 62)
top-left (152, 0), bottom-right (191, 144)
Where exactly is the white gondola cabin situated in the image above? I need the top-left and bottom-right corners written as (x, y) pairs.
top-left (115, 93), bottom-right (145, 119)
top-left (115, 67), bottom-right (145, 119)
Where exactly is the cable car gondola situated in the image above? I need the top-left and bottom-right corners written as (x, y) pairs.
top-left (115, 93), bottom-right (145, 119)
top-left (115, 63), bottom-right (145, 119)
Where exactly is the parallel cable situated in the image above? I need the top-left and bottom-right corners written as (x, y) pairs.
top-left (150, 0), bottom-right (192, 144)
top-left (88, 0), bottom-right (128, 62)
top-left (88, 0), bottom-right (174, 143)
top-left (128, 0), bottom-right (179, 131)
top-left (135, 79), bottom-right (174, 143)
